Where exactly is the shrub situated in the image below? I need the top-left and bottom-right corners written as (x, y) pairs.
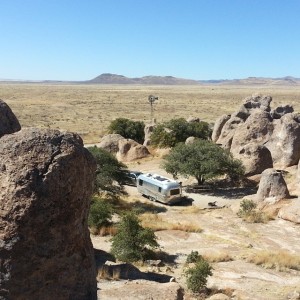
top-left (87, 146), bottom-right (127, 200)
top-left (88, 197), bottom-right (113, 231)
top-left (111, 212), bottom-right (159, 262)
top-left (237, 199), bottom-right (269, 223)
top-left (186, 250), bottom-right (201, 263)
top-left (150, 118), bottom-right (211, 148)
top-left (185, 254), bottom-right (213, 293)
top-left (108, 118), bottom-right (145, 144)
top-left (162, 140), bottom-right (245, 185)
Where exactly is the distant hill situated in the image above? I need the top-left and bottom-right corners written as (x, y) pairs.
top-left (85, 73), bottom-right (300, 86)
top-left (86, 73), bottom-right (198, 85)
top-left (1, 74), bottom-right (300, 85)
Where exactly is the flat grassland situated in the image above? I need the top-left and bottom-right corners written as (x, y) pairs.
top-left (1, 83), bottom-right (300, 143)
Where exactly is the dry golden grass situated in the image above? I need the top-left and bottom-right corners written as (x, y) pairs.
top-left (202, 252), bottom-right (233, 263)
top-left (90, 225), bottom-right (117, 236)
top-left (2, 83), bottom-right (300, 143)
top-left (139, 212), bottom-right (203, 232)
top-left (246, 250), bottom-right (300, 271)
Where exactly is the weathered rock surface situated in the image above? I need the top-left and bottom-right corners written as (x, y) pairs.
top-left (0, 99), bottom-right (21, 138)
top-left (214, 94), bottom-right (300, 173)
top-left (256, 168), bottom-right (290, 203)
top-left (211, 114), bottom-right (231, 143)
top-left (278, 200), bottom-right (300, 224)
top-left (185, 136), bottom-right (197, 144)
top-left (233, 143), bottom-right (273, 176)
top-left (98, 133), bottom-right (124, 153)
top-left (143, 123), bottom-right (156, 146)
top-left (186, 116), bottom-right (200, 123)
top-left (0, 128), bottom-right (97, 300)
top-left (98, 280), bottom-right (183, 300)
top-left (265, 113), bottom-right (300, 168)
top-left (117, 139), bottom-right (150, 162)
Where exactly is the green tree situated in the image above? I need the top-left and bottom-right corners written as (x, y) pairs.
top-left (111, 212), bottom-right (159, 262)
top-left (162, 140), bottom-right (244, 185)
top-left (108, 118), bottom-right (145, 144)
top-left (150, 118), bottom-right (211, 148)
top-left (87, 146), bottom-right (128, 199)
top-left (88, 196), bottom-right (114, 230)
top-left (185, 255), bottom-right (213, 293)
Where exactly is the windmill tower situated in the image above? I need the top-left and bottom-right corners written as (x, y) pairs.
top-left (148, 95), bottom-right (158, 124)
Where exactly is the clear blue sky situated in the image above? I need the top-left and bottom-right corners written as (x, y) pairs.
top-left (1, 0), bottom-right (300, 81)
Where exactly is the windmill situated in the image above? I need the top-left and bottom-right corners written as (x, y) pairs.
top-left (148, 95), bottom-right (158, 123)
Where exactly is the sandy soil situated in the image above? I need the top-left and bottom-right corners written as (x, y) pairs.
top-left (92, 157), bottom-right (300, 300)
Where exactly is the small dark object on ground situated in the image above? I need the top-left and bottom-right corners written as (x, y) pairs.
top-left (208, 201), bottom-right (217, 207)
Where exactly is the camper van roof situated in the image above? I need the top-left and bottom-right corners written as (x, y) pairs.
top-left (143, 173), bottom-right (176, 183)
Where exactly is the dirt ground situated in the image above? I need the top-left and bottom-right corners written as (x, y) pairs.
top-left (92, 156), bottom-right (300, 300)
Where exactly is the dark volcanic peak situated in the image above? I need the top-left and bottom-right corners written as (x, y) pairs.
top-left (87, 73), bottom-right (199, 85)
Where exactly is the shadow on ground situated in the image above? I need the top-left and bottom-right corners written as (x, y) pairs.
top-left (94, 249), bottom-right (175, 283)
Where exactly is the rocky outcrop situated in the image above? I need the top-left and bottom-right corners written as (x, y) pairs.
top-left (143, 123), bottom-right (156, 146)
top-left (256, 168), bottom-right (290, 203)
top-left (211, 114), bottom-right (231, 143)
top-left (186, 116), bottom-right (200, 123)
top-left (233, 143), bottom-right (273, 176)
top-left (278, 200), bottom-right (300, 224)
top-left (213, 94), bottom-right (300, 173)
top-left (0, 99), bottom-right (21, 138)
top-left (98, 133), bottom-right (124, 153)
top-left (265, 113), bottom-right (300, 168)
top-left (185, 136), bottom-right (197, 144)
top-left (117, 139), bottom-right (150, 162)
top-left (0, 128), bottom-right (97, 300)
top-left (98, 280), bottom-right (183, 300)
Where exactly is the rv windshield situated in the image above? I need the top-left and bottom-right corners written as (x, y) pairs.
top-left (170, 189), bottom-right (180, 196)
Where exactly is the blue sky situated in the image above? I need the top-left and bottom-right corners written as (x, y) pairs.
top-left (1, 0), bottom-right (299, 81)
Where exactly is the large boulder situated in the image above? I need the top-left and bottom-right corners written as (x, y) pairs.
top-left (233, 143), bottom-right (273, 176)
top-left (143, 123), bottom-right (156, 146)
top-left (0, 128), bottom-right (97, 300)
top-left (231, 110), bottom-right (274, 155)
top-left (117, 139), bottom-right (150, 162)
top-left (270, 105), bottom-right (294, 119)
top-left (265, 113), bottom-right (300, 168)
top-left (256, 168), bottom-right (290, 203)
top-left (278, 200), bottom-right (300, 224)
top-left (216, 116), bottom-right (244, 150)
top-left (98, 133), bottom-right (124, 153)
top-left (212, 114), bottom-right (231, 143)
top-left (0, 99), bottom-right (21, 138)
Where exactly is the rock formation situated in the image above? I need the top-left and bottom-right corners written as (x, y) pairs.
top-left (116, 138), bottom-right (150, 162)
top-left (98, 133), bottom-right (124, 153)
top-left (0, 128), bottom-right (97, 299)
top-left (213, 94), bottom-right (300, 174)
top-left (256, 168), bottom-right (290, 203)
top-left (0, 99), bottom-right (21, 138)
top-left (143, 123), bottom-right (156, 146)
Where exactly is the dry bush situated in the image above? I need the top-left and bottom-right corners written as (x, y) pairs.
top-left (90, 225), bottom-right (117, 236)
top-left (246, 250), bottom-right (300, 271)
top-left (97, 265), bottom-right (121, 280)
top-left (203, 252), bottom-right (233, 263)
top-left (139, 213), bottom-right (202, 232)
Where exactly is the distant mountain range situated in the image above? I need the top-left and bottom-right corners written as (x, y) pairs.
top-left (1, 73), bottom-right (300, 85)
top-left (81, 74), bottom-right (300, 85)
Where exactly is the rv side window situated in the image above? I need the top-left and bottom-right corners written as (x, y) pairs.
top-left (139, 179), bottom-right (143, 186)
top-left (158, 187), bottom-right (162, 193)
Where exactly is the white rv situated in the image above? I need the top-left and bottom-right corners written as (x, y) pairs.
top-left (137, 173), bottom-right (182, 204)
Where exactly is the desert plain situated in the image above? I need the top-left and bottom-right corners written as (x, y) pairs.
top-left (1, 82), bottom-right (300, 299)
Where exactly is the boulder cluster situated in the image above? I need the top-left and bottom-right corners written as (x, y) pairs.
top-left (212, 94), bottom-right (300, 175)
top-left (0, 100), bottom-right (97, 299)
